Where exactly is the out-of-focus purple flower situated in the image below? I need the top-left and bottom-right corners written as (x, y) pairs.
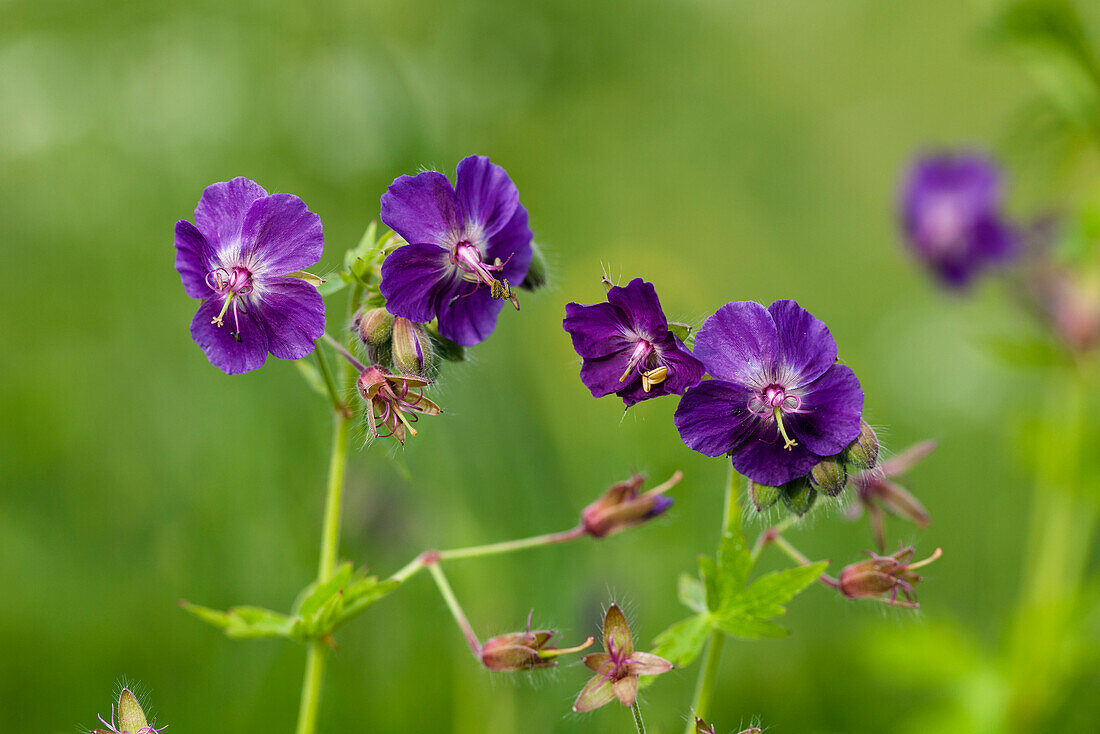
top-left (378, 156), bottom-right (533, 346)
top-left (900, 153), bottom-right (1017, 288)
top-left (675, 300), bottom-right (864, 486)
top-left (573, 604), bottom-right (672, 712)
top-left (838, 546), bottom-right (942, 609)
top-left (478, 611), bottom-right (593, 672)
top-left (848, 440), bottom-right (935, 551)
top-left (581, 471), bottom-right (681, 538)
top-left (356, 366), bottom-right (441, 444)
top-left (563, 278), bottom-right (705, 407)
top-left (175, 177), bottom-right (325, 374)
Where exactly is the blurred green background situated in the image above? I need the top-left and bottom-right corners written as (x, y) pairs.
top-left (4, 0), bottom-right (1100, 732)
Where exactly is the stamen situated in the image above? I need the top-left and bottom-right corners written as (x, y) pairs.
top-left (394, 407), bottom-right (418, 437)
top-left (773, 405), bottom-right (798, 450)
top-left (211, 294), bottom-right (234, 327)
top-left (641, 365), bottom-right (668, 392)
top-left (619, 341), bottom-right (653, 383)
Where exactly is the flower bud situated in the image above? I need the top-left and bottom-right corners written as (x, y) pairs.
top-left (839, 546), bottom-right (942, 609)
top-left (95, 688), bottom-right (165, 734)
top-left (780, 476), bottom-right (817, 516)
top-left (391, 317), bottom-right (434, 376)
top-left (519, 241), bottom-right (548, 291)
top-left (581, 471), bottom-right (680, 538)
top-left (479, 612), bottom-right (594, 672)
top-left (748, 479), bottom-right (781, 511)
top-left (810, 455), bottom-right (847, 497)
top-left (844, 420), bottom-right (879, 469)
top-left (355, 307), bottom-right (394, 347)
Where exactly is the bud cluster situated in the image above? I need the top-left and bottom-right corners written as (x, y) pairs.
top-left (354, 307), bottom-right (439, 379)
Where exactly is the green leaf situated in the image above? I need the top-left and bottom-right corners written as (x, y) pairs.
top-left (714, 529), bottom-right (752, 612)
top-left (712, 614), bottom-right (789, 639)
top-left (667, 321), bottom-right (692, 341)
top-left (179, 601), bottom-right (294, 639)
top-left (698, 554), bottom-right (720, 612)
top-left (651, 614), bottom-right (712, 667)
top-left (737, 562), bottom-right (829, 620)
top-left (678, 573), bottom-right (707, 614)
top-left (296, 562), bottom-right (354, 618)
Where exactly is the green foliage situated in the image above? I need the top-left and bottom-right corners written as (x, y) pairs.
top-left (180, 563), bottom-right (398, 643)
top-left (317, 221), bottom-right (387, 296)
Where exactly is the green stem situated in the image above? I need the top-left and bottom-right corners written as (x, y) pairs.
top-left (770, 533), bottom-right (840, 589)
top-left (684, 464), bottom-right (739, 733)
top-left (428, 562), bottom-right (482, 657)
top-left (313, 340), bottom-right (348, 417)
top-left (631, 701), bottom-right (648, 734)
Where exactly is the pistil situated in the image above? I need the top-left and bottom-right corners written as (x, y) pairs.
top-left (773, 405), bottom-right (798, 450)
top-left (620, 341), bottom-right (654, 383)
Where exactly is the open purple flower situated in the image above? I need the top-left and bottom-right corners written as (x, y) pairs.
top-left (674, 300), bottom-right (864, 486)
top-left (563, 278), bottom-right (705, 407)
top-left (900, 152), bottom-right (1017, 287)
top-left (174, 177), bottom-right (326, 374)
top-left (378, 156), bottom-right (533, 346)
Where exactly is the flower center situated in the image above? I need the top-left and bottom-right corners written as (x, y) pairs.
top-left (748, 384), bottom-right (804, 451)
top-left (452, 242), bottom-right (520, 309)
top-left (920, 195), bottom-right (967, 254)
top-left (618, 340), bottom-right (669, 392)
top-left (205, 266), bottom-right (254, 342)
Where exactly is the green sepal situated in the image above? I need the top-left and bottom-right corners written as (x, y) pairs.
top-left (283, 270), bottom-right (326, 288)
top-left (781, 478), bottom-right (817, 516)
top-left (118, 690), bottom-right (148, 732)
top-left (667, 322), bottom-right (693, 342)
top-left (748, 480), bottom-right (781, 511)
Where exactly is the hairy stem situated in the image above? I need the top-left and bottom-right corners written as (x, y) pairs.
top-left (314, 339), bottom-right (349, 417)
top-left (770, 533), bottom-right (839, 589)
top-left (631, 701), bottom-right (648, 734)
top-left (429, 562), bottom-right (482, 657)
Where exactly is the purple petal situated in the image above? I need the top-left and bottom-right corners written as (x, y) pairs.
top-left (175, 220), bottom-right (215, 298)
top-left (190, 297), bottom-right (270, 375)
top-left (786, 364), bottom-right (864, 457)
top-left (254, 277), bottom-right (326, 360)
top-left (693, 301), bottom-right (778, 385)
top-left (380, 171), bottom-right (463, 247)
top-left (240, 194), bottom-right (324, 275)
top-left (674, 380), bottom-right (758, 457)
top-left (612, 675), bottom-right (638, 707)
top-left (436, 282), bottom-right (505, 346)
top-left (573, 674), bottom-right (616, 712)
top-left (579, 352), bottom-right (635, 399)
top-left (484, 203), bottom-right (533, 284)
top-left (455, 155), bottom-right (519, 239)
top-left (879, 440), bottom-right (937, 477)
top-left (730, 423), bottom-right (820, 487)
top-left (194, 177), bottom-right (268, 254)
top-left (379, 243), bottom-right (456, 323)
top-left (563, 301), bottom-right (632, 359)
top-left (607, 279), bottom-right (668, 339)
top-left (658, 335), bottom-right (706, 394)
top-left (767, 300), bottom-right (838, 386)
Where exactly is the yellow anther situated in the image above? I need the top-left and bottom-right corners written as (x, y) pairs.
top-left (773, 406), bottom-right (798, 451)
top-left (641, 366), bottom-right (668, 392)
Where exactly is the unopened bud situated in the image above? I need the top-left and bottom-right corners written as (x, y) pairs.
top-left (519, 241), bottom-right (548, 291)
top-left (810, 455), bottom-right (847, 497)
top-left (781, 476), bottom-right (817, 516)
top-left (355, 307), bottom-right (394, 347)
top-left (844, 420), bottom-right (879, 469)
top-left (582, 471), bottom-right (680, 538)
top-left (95, 688), bottom-right (165, 734)
top-left (748, 479), bottom-right (781, 511)
top-left (479, 612), bottom-right (593, 672)
top-left (391, 317), bottom-right (433, 376)
top-left (839, 546), bottom-right (942, 609)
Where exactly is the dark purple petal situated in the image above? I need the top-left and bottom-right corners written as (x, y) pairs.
top-left (674, 380), bottom-right (758, 457)
top-left (379, 243), bottom-right (456, 323)
top-left (190, 297), bottom-right (270, 375)
top-left (693, 301), bottom-right (778, 385)
top-left (563, 301), bottom-right (632, 359)
top-left (658, 335), bottom-right (706, 394)
top-left (380, 171), bottom-right (462, 247)
top-left (484, 203), bottom-right (533, 284)
top-left (455, 155), bottom-right (519, 239)
top-left (607, 279), bottom-right (668, 339)
top-left (767, 300), bottom-right (837, 387)
top-left (254, 277), bottom-right (325, 360)
top-left (730, 423), bottom-right (820, 487)
top-left (436, 282), bottom-right (505, 346)
top-left (194, 177), bottom-right (268, 254)
top-left (175, 220), bottom-right (215, 298)
top-left (579, 351), bottom-right (634, 399)
top-left (786, 364), bottom-right (864, 457)
top-left (240, 194), bottom-right (324, 275)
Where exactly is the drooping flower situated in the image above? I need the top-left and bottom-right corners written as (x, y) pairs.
top-left (563, 278), bottom-right (705, 407)
top-left (356, 366), bottom-right (441, 444)
top-left (674, 300), bottom-right (864, 486)
top-left (581, 471), bottom-right (680, 538)
top-left (573, 604), bottom-right (672, 712)
top-left (174, 177), bottom-right (326, 374)
top-left (94, 689), bottom-right (165, 734)
top-left (479, 611), bottom-right (593, 672)
top-left (847, 440), bottom-right (935, 551)
top-left (378, 156), bottom-right (533, 346)
top-left (838, 546), bottom-right (942, 609)
top-left (900, 152), bottom-right (1017, 288)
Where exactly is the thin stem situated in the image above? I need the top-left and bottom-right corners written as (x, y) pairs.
top-left (323, 332), bottom-right (367, 373)
top-left (313, 340), bottom-right (349, 417)
top-left (428, 562), bottom-right (481, 657)
top-left (685, 464), bottom-right (738, 733)
top-left (771, 533), bottom-right (839, 589)
top-left (631, 701), bottom-right (648, 734)
top-left (295, 643), bottom-right (325, 734)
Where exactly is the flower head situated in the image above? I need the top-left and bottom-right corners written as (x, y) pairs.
top-left (675, 300), bottom-right (864, 486)
top-left (900, 153), bottom-right (1017, 288)
top-left (581, 471), bottom-right (680, 538)
top-left (839, 546), bottom-right (942, 609)
top-left (479, 611), bottom-right (594, 672)
top-left (356, 366), bottom-right (441, 444)
top-left (564, 278), bottom-right (705, 407)
top-left (379, 156), bottom-right (533, 346)
top-left (573, 604), bottom-right (672, 712)
top-left (174, 177), bottom-right (326, 374)
top-left (848, 440), bottom-right (935, 551)
top-left (94, 689), bottom-right (165, 734)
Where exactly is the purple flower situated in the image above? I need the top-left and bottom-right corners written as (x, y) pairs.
top-left (674, 300), bottom-right (864, 486)
top-left (563, 278), bottom-right (705, 407)
top-left (174, 177), bottom-right (326, 374)
top-left (900, 152), bottom-right (1017, 287)
top-left (572, 604), bottom-right (672, 712)
top-left (378, 156), bottom-right (533, 346)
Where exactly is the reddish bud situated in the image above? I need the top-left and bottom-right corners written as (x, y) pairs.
top-left (839, 546), bottom-right (942, 609)
top-left (479, 611), bottom-right (593, 672)
top-left (581, 471), bottom-right (681, 538)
